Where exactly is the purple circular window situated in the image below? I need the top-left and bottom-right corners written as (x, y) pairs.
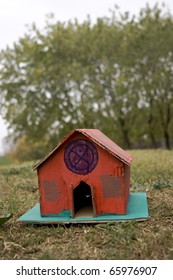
top-left (64, 139), bottom-right (98, 175)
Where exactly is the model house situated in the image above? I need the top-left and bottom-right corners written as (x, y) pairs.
top-left (33, 129), bottom-right (133, 218)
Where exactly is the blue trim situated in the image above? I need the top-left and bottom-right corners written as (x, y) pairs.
top-left (41, 210), bottom-right (72, 218)
top-left (18, 193), bottom-right (149, 223)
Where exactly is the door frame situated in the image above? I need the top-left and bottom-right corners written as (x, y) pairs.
top-left (71, 181), bottom-right (96, 218)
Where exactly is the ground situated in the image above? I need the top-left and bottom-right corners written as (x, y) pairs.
top-left (0, 150), bottom-right (173, 260)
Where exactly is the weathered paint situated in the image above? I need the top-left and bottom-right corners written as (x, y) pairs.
top-left (41, 210), bottom-right (72, 218)
top-left (100, 175), bottom-right (123, 198)
top-left (125, 165), bottom-right (130, 203)
top-left (35, 129), bottom-right (132, 217)
top-left (43, 180), bottom-right (60, 202)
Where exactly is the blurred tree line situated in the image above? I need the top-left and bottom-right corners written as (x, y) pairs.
top-left (0, 4), bottom-right (173, 161)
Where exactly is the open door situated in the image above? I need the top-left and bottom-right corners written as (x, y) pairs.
top-left (73, 181), bottom-right (94, 218)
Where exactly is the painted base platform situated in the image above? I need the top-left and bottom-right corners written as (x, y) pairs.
top-left (18, 193), bottom-right (149, 224)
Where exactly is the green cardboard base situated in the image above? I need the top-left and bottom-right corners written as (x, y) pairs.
top-left (18, 193), bottom-right (149, 224)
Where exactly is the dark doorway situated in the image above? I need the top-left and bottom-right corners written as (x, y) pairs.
top-left (73, 181), bottom-right (93, 218)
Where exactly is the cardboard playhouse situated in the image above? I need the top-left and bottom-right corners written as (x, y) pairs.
top-left (19, 129), bottom-right (149, 224)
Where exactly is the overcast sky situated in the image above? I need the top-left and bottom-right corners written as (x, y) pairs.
top-left (0, 0), bottom-right (173, 154)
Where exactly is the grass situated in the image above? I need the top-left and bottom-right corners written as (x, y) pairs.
top-left (0, 150), bottom-right (173, 260)
top-left (0, 156), bottom-right (12, 166)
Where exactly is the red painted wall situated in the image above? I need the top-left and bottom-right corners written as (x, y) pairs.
top-left (37, 132), bottom-right (130, 216)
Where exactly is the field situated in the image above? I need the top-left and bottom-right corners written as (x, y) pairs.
top-left (0, 150), bottom-right (173, 260)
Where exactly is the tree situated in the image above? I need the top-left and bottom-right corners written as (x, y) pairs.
top-left (0, 4), bottom-right (173, 161)
top-left (130, 5), bottom-right (173, 148)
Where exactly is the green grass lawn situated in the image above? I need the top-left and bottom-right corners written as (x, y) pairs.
top-left (0, 150), bottom-right (173, 260)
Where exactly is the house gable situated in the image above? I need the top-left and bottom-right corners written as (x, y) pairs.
top-left (33, 129), bottom-right (132, 170)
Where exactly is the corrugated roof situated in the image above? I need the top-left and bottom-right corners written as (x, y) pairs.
top-left (33, 129), bottom-right (133, 170)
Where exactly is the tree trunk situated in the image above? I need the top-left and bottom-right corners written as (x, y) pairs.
top-left (148, 115), bottom-right (158, 148)
top-left (158, 105), bottom-right (171, 149)
top-left (148, 130), bottom-right (158, 149)
top-left (164, 129), bottom-right (171, 150)
top-left (122, 128), bottom-right (132, 149)
top-left (148, 96), bottom-right (158, 148)
top-left (118, 116), bottom-right (131, 149)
